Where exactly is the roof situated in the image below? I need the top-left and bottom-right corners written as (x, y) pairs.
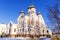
top-left (0, 24), bottom-right (6, 27)
top-left (28, 4), bottom-right (35, 9)
top-left (37, 12), bottom-right (41, 15)
top-left (20, 10), bottom-right (24, 14)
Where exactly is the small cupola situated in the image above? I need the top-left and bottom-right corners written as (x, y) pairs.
top-left (20, 10), bottom-right (24, 14)
top-left (37, 12), bottom-right (41, 15)
top-left (20, 10), bottom-right (25, 18)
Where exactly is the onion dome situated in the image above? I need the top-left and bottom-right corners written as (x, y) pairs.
top-left (37, 12), bottom-right (41, 15)
top-left (20, 10), bottom-right (24, 14)
top-left (20, 10), bottom-right (25, 18)
top-left (28, 4), bottom-right (35, 9)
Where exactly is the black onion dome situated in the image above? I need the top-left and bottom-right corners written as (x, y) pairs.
top-left (20, 10), bottom-right (24, 14)
top-left (37, 12), bottom-right (41, 15)
top-left (28, 5), bottom-right (35, 9)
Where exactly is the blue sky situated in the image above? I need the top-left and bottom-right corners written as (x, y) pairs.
top-left (0, 0), bottom-right (57, 25)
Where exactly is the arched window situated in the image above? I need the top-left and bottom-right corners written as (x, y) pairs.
top-left (47, 30), bottom-right (49, 33)
top-left (32, 11), bottom-right (35, 13)
top-left (14, 28), bottom-right (16, 32)
top-left (43, 30), bottom-right (44, 33)
top-left (22, 27), bottom-right (24, 32)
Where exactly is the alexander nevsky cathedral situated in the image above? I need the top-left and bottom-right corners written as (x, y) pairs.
top-left (0, 5), bottom-right (52, 37)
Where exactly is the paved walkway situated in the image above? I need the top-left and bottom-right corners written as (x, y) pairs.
top-left (0, 37), bottom-right (51, 40)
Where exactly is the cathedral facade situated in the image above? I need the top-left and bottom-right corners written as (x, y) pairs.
top-left (0, 5), bottom-right (52, 37)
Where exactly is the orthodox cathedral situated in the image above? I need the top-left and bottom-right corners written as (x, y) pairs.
top-left (0, 5), bottom-right (52, 37)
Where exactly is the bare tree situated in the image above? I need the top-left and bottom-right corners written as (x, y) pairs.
top-left (47, 2), bottom-right (60, 36)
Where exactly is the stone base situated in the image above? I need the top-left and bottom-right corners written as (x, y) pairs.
top-left (6, 34), bottom-right (51, 38)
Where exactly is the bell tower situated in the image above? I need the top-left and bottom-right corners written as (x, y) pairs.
top-left (17, 10), bottom-right (25, 25)
top-left (28, 4), bottom-right (36, 16)
top-left (37, 12), bottom-right (45, 27)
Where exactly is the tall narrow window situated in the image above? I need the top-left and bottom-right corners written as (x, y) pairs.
top-left (23, 28), bottom-right (24, 32)
top-left (43, 30), bottom-right (44, 33)
top-left (47, 30), bottom-right (49, 33)
top-left (28, 28), bottom-right (29, 32)
top-left (14, 28), bottom-right (16, 32)
top-left (32, 11), bottom-right (35, 13)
